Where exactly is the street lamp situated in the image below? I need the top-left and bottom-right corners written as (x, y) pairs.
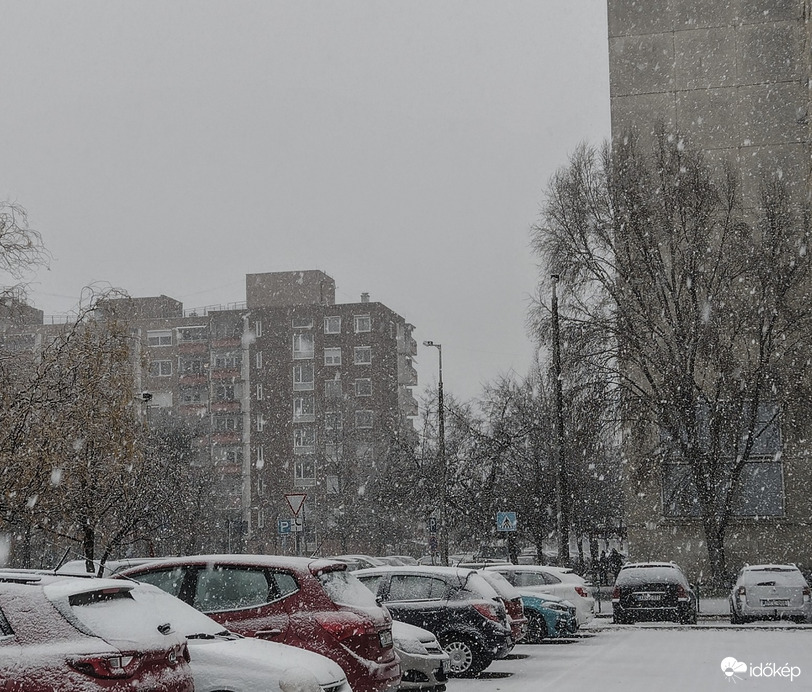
top-left (550, 274), bottom-right (570, 565)
top-left (423, 340), bottom-right (448, 566)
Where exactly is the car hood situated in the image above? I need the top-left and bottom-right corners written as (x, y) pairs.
top-left (187, 636), bottom-right (347, 690)
top-left (392, 619), bottom-right (437, 645)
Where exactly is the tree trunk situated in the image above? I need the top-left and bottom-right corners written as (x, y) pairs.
top-left (702, 518), bottom-right (728, 590)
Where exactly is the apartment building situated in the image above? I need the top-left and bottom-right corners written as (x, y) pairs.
top-left (607, 0), bottom-right (812, 574)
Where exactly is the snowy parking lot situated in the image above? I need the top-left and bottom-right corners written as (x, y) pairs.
top-left (448, 620), bottom-right (812, 691)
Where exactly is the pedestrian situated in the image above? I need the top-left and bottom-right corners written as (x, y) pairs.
top-left (598, 550), bottom-right (609, 585)
top-left (608, 548), bottom-right (623, 582)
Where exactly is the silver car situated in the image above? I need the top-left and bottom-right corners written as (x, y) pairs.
top-left (392, 620), bottom-right (450, 691)
top-left (730, 564), bottom-right (812, 624)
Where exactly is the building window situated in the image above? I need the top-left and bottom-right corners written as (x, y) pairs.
top-left (324, 316), bottom-right (341, 334)
top-left (324, 379), bottom-right (342, 399)
top-left (325, 411), bottom-right (343, 431)
top-left (354, 346), bottom-right (372, 365)
top-left (294, 427), bottom-right (315, 453)
top-left (214, 383), bottom-right (238, 402)
top-left (255, 351), bottom-right (263, 369)
top-left (217, 447), bottom-right (243, 464)
top-left (180, 386), bottom-right (206, 404)
top-left (293, 333), bottom-right (314, 360)
top-left (293, 394), bottom-right (315, 422)
top-left (354, 315), bottom-right (371, 333)
top-left (325, 443), bottom-right (343, 462)
top-left (147, 330), bottom-right (172, 347)
top-left (256, 446), bottom-right (265, 470)
top-left (256, 509), bottom-right (265, 529)
top-left (254, 320), bottom-right (262, 337)
top-left (178, 326), bottom-right (208, 343)
top-left (257, 475), bottom-right (265, 496)
top-left (212, 321), bottom-right (242, 339)
top-left (356, 442), bottom-right (373, 463)
top-left (355, 410), bottom-right (373, 429)
top-left (292, 316), bottom-right (313, 329)
top-left (293, 363), bottom-right (314, 391)
top-left (324, 347), bottom-right (342, 366)
top-left (256, 383), bottom-right (264, 400)
top-left (213, 352), bottom-right (242, 370)
top-left (179, 357), bottom-right (205, 374)
top-left (295, 457), bottom-right (316, 485)
top-left (213, 416), bottom-right (242, 432)
top-left (149, 360), bottom-right (172, 377)
top-left (355, 378), bottom-right (372, 397)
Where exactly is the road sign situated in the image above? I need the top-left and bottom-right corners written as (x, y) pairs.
top-left (292, 517), bottom-right (303, 533)
top-left (427, 517), bottom-right (438, 534)
top-left (496, 511), bottom-right (517, 532)
top-left (278, 519), bottom-right (293, 535)
top-left (285, 493), bottom-right (307, 517)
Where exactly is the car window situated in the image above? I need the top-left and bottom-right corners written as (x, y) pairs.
top-left (388, 575), bottom-right (447, 601)
top-left (542, 572), bottom-right (561, 585)
top-left (356, 574), bottom-right (384, 596)
top-left (194, 566), bottom-right (271, 612)
top-left (744, 568), bottom-right (805, 586)
top-left (513, 571), bottom-right (547, 588)
top-left (318, 569), bottom-right (379, 607)
top-left (272, 571), bottom-right (299, 597)
top-left (132, 567), bottom-right (186, 597)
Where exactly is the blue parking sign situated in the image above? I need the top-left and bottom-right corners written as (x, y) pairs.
top-left (278, 519), bottom-right (293, 535)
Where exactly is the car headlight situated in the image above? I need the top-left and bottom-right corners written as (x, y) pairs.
top-left (279, 667), bottom-right (322, 692)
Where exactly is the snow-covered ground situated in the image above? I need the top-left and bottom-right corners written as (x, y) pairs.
top-left (448, 620), bottom-right (812, 691)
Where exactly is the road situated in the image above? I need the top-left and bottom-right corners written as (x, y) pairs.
top-left (445, 620), bottom-right (812, 691)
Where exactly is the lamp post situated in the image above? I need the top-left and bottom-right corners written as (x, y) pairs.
top-left (423, 340), bottom-right (448, 566)
top-left (551, 275), bottom-right (570, 565)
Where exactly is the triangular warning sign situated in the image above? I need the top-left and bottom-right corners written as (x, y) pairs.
top-left (285, 493), bottom-right (307, 517)
top-left (501, 517), bottom-right (513, 530)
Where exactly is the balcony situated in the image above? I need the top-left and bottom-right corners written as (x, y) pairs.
top-left (399, 388), bottom-right (419, 418)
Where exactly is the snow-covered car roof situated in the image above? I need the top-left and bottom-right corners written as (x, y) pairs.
top-left (116, 553), bottom-right (349, 575)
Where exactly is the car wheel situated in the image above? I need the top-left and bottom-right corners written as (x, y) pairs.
top-left (525, 612), bottom-right (549, 643)
top-left (440, 634), bottom-right (487, 677)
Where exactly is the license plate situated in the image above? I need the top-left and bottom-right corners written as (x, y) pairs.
top-left (442, 658), bottom-right (451, 673)
top-left (634, 593), bottom-right (662, 601)
top-left (379, 629), bottom-right (393, 647)
top-left (761, 599), bottom-right (789, 607)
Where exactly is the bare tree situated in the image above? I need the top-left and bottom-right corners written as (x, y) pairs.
top-left (531, 127), bottom-right (812, 586)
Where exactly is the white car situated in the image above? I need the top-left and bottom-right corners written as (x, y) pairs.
top-left (484, 564), bottom-right (594, 626)
top-left (122, 582), bottom-right (352, 692)
top-left (730, 564), bottom-right (812, 624)
top-left (392, 620), bottom-right (449, 690)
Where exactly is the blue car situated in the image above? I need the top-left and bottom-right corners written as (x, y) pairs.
top-left (517, 591), bottom-right (578, 642)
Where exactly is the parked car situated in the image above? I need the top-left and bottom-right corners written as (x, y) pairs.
top-left (138, 581), bottom-right (351, 691)
top-left (611, 561), bottom-right (697, 624)
top-left (478, 570), bottom-right (528, 644)
top-left (392, 620), bottom-right (449, 691)
top-left (515, 591), bottom-right (578, 642)
top-left (729, 564), bottom-right (812, 624)
top-left (483, 564), bottom-right (594, 626)
top-left (57, 556), bottom-right (175, 577)
top-left (355, 565), bottom-right (512, 677)
top-left (0, 571), bottom-right (194, 691)
top-left (329, 554), bottom-right (388, 570)
top-left (387, 556), bottom-right (419, 566)
top-left (117, 554), bottom-right (401, 692)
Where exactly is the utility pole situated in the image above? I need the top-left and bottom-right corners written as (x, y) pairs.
top-left (423, 340), bottom-right (448, 566)
top-left (551, 275), bottom-right (570, 565)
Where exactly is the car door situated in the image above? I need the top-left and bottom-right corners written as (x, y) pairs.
top-left (380, 574), bottom-right (451, 633)
top-left (187, 564), bottom-right (292, 641)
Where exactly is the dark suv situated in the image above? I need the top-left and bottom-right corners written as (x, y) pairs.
top-left (354, 565), bottom-right (513, 677)
top-left (117, 555), bottom-right (400, 692)
top-left (612, 561), bottom-right (698, 625)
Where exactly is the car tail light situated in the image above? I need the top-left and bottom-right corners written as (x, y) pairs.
top-left (315, 612), bottom-right (375, 642)
top-left (803, 586), bottom-right (810, 603)
top-left (676, 584), bottom-right (689, 602)
top-left (611, 586), bottom-right (621, 602)
top-left (472, 602), bottom-right (503, 623)
top-left (574, 586), bottom-right (588, 598)
top-left (736, 586), bottom-right (746, 599)
top-left (67, 653), bottom-right (142, 679)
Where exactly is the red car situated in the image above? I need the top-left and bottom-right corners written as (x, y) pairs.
top-left (479, 569), bottom-right (528, 645)
top-left (118, 554), bottom-right (401, 692)
top-left (0, 571), bottom-right (193, 691)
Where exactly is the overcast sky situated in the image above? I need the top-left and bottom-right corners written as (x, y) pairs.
top-left (1, 1), bottom-right (610, 403)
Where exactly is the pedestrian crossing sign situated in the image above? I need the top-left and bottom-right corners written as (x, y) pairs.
top-left (496, 511), bottom-right (517, 532)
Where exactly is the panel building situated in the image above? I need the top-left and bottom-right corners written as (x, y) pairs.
top-left (607, 0), bottom-right (812, 574)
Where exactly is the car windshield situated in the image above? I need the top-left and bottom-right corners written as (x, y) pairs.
top-left (318, 569), bottom-right (379, 607)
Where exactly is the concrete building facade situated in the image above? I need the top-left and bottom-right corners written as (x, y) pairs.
top-left (607, 0), bottom-right (812, 577)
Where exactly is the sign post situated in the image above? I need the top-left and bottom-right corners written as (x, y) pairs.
top-left (284, 494), bottom-right (307, 555)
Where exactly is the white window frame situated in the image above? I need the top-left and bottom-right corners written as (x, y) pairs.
top-left (293, 363), bottom-right (314, 391)
top-left (324, 316), bottom-right (342, 334)
top-left (355, 378), bottom-right (372, 397)
top-left (150, 360), bottom-right (172, 377)
top-left (293, 394), bottom-right (315, 422)
top-left (255, 351), bottom-right (263, 369)
top-left (293, 333), bottom-right (314, 360)
top-left (294, 457), bottom-right (316, 484)
top-left (256, 383), bottom-right (264, 400)
top-left (354, 346), bottom-right (372, 365)
top-left (325, 411), bottom-right (343, 431)
top-left (324, 347), bottom-right (342, 366)
top-left (254, 320), bottom-right (263, 337)
top-left (147, 330), bottom-right (172, 347)
top-left (294, 427), bottom-right (315, 453)
top-left (355, 410), bottom-right (374, 429)
top-left (292, 316), bottom-right (314, 329)
top-left (256, 415), bottom-right (265, 432)
top-left (256, 446), bottom-right (265, 469)
top-left (324, 379), bottom-right (342, 399)
top-left (354, 315), bottom-right (371, 333)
